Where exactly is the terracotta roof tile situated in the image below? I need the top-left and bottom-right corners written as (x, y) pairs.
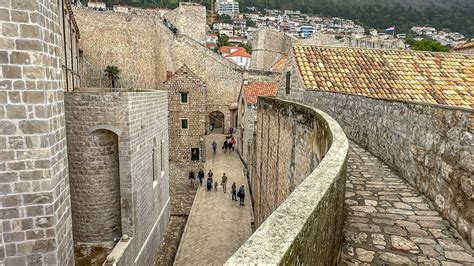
top-left (271, 55), bottom-right (288, 72)
top-left (226, 49), bottom-right (251, 58)
top-left (293, 45), bottom-right (474, 108)
top-left (244, 82), bottom-right (279, 104)
top-left (454, 41), bottom-right (474, 50)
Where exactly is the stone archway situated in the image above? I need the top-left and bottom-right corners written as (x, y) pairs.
top-left (209, 111), bottom-right (225, 134)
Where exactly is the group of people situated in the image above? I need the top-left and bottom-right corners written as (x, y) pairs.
top-left (211, 137), bottom-right (236, 154)
top-left (188, 169), bottom-right (246, 205)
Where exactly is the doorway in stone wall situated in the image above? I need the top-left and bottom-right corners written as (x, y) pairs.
top-left (209, 111), bottom-right (225, 134)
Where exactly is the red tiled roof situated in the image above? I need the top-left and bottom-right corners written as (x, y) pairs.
top-left (270, 55), bottom-right (288, 72)
top-left (226, 49), bottom-right (251, 58)
top-left (293, 44), bottom-right (474, 108)
top-left (219, 46), bottom-right (238, 54)
top-left (244, 82), bottom-right (279, 104)
top-left (453, 41), bottom-right (474, 50)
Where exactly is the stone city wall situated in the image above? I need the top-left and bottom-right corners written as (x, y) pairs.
top-left (163, 2), bottom-right (206, 45)
top-left (74, 8), bottom-right (178, 90)
top-left (279, 65), bottom-right (474, 246)
top-left (64, 89), bottom-right (170, 265)
top-left (227, 97), bottom-right (348, 265)
top-left (0, 0), bottom-right (74, 264)
top-left (250, 28), bottom-right (296, 70)
top-left (74, 9), bottom-right (243, 133)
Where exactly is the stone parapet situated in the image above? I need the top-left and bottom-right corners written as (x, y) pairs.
top-left (281, 88), bottom-right (474, 248)
top-left (226, 97), bottom-right (349, 265)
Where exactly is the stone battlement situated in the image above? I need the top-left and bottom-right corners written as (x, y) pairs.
top-left (226, 97), bottom-right (349, 264)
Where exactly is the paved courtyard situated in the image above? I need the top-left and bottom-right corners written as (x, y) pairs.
top-left (342, 141), bottom-right (473, 265)
top-left (174, 133), bottom-right (254, 265)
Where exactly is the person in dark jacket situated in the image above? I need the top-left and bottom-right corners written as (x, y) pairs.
top-left (231, 182), bottom-right (237, 201)
top-left (238, 185), bottom-right (245, 206)
top-left (198, 169), bottom-right (204, 186)
top-left (189, 170), bottom-right (195, 188)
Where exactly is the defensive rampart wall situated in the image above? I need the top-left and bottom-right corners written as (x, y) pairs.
top-left (226, 97), bottom-right (349, 265)
top-left (280, 85), bottom-right (474, 247)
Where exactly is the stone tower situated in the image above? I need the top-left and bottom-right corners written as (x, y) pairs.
top-left (0, 0), bottom-right (74, 264)
top-left (209, 0), bottom-right (217, 24)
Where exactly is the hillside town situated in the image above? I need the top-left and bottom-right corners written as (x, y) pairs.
top-left (0, 0), bottom-right (472, 266)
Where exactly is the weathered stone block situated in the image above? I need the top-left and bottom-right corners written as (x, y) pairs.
top-left (2, 23), bottom-right (18, 37)
top-left (6, 105), bottom-right (26, 119)
top-left (22, 192), bottom-right (52, 205)
top-left (19, 120), bottom-right (49, 134)
top-left (10, 51), bottom-right (30, 65)
top-left (15, 39), bottom-right (42, 51)
top-left (2, 65), bottom-right (22, 79)
top-left (11, 10), bottom-right (29, 23)
top-left (22, 91), bottom-right (44, 104)
top-left (19, 24), bottom-right (39, 39)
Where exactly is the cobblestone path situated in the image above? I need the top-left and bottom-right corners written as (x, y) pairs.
top-left (342, 142), bottom-right (473, 265)
top-left (173, 134), bottom-right (253, 266)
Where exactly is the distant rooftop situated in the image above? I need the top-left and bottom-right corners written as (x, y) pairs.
top-left (244, 82), bottom-right (278, 104)
top-left (293, 45), bottom-right (473, 108)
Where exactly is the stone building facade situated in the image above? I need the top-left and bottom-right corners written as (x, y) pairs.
top-left (64, 89), bottom-right (170, 265)
top-left (164, 65), bottom-right (206, 165)
top-left (60, 0), bottom-right (80, 91)
top-left (0, 0), bottom-right (74, 264)
top-left (279, 44), bottom-right (474, 247)
top-left (236, 81), bottom-right (278, 187)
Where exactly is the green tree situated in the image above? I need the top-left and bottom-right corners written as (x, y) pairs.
top-left (411, 39), bottom-right (450, 52)
top-left (104, 65), bottom-right (121, 88)
top-left (239, 43), bottom-right (252, 54)
top-left (217, 34), bottom-right (230, 48)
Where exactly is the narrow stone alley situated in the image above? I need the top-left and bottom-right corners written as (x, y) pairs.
top-left (173, 133), bottom-right (254, 265)
top-left (342, 141), bottom-right (473, 265)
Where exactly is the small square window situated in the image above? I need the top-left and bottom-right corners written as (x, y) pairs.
top-left (181, 119), bottom-right (189, 129)
top-left (180, 92), bottom-right (188, 104)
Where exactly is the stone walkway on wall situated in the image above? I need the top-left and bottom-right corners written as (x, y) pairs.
top-left (342, 141), bottom-right (473, 265)
top-left (173, 133), bottom-right (254, 266)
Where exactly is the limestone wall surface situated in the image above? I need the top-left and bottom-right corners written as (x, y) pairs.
top-left (0, 0), bottom-right (74, 264)
top-left (64, 90), bottom-right (170, 265)
top-left (74, 9), bottom-right (243, 133)
top-left (227, 97), bottom-right (348, 265)
top-left (163, 2), bottom-right (206, 45)
top-left (74, 9), bottom-right (177, 90)
top-left (279, 70), bottom-right (474, 246)
top-left (250, 28), bottom-right (296, 70)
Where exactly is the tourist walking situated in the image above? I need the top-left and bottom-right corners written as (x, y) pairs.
top-left (223, 140), bottom-right (228, 153)
top-left (221, 173), bottom-right (228, 193)
top-left (227, 139), bottom-right (233, 151)
top-left (231, 182), bottom-right (237, 201)
top-left (212, 141), bottom-right (217, 154)
top-left (230, 137), bottom-right (236, 152)
top-left (238, 185), bottom-right (245, 206)
top-left (206, 170), bottom-right (213, 191)
top-left (206, 176), bottom-right (213, 191)
top-left (188, 170), bottom-right (196, 189)
top-left (198, 169), bottom-right (204, 186)
top-left (214, 179), bottom-right (218, 191)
